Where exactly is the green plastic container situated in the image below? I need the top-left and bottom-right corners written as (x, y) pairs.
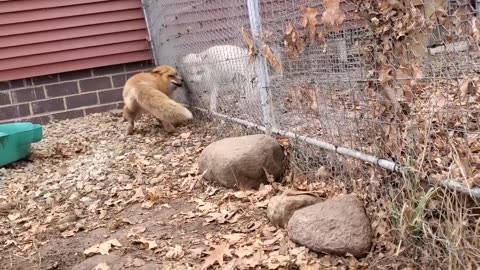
top-left (0, 122), bottom-right (43, 167)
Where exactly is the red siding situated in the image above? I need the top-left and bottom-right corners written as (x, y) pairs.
top-left (0, 0), bottom-right (152, 81)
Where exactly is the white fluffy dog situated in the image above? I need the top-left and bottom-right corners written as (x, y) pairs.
top-left (180, 45), bottom-right (258, 113)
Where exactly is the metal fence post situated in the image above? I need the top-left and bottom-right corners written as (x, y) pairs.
top-left (141, 0), bottom-right (159, 66)
top-left (247, 0), bottom-right (272, 133)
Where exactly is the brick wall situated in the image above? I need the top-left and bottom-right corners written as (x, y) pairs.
top-left (0, 60), bottom-right (153, 124)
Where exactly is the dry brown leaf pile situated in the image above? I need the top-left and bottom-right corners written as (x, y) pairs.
top-left (281, 1), bottom-right (347, 59)
top-left (0, 113), bottom-right (386, 269)
top-left (356, 0), bottom-right (480, 188)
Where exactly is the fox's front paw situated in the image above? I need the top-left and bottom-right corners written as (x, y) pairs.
top-left (161, 120), bottom-right (176, 134)
top-left (127, 125), bottom-right (134, 135)
top-left (165, 126), bottom-right (176, 134)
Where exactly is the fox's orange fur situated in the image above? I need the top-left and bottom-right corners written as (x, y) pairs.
top-left (122, 65), bottom-right (193, 135)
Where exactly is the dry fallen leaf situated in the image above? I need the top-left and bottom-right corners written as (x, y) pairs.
top-left (128, 226), bottom-right (146, 237)
top-left (126, 187), bottom-right (145, 205)
top-left (0, 202), bottom-right (13, 216)
top-left (8, 212), bottom-right (20, 221)
top-left (21, 243), bottom-right (33, 252)
top-left (299, 262), bottom-right (322, 270)
top-left (284, 23), bottom-right (305, 58)
top-left (255, 200), bottom-right (269, 208)
top-left (142, 187), bottom-right (162, 209)
top-left (196, 199), bottom-right (217, 213)
top-left (130, 235), bottom-right (158, 250)
top-left (263, 233), bottom-right (283, 247)
top-left (180, 132), bottom-right (191, 139)
top-left (265, 250), bottom-right (290, 269)
top-left (234, 245), bottom-right (255, 258)
top-left (240, 26), bottom-right (256, 59)
top-left (237, 249), bottom-right (264, 269)
top-left (132, 258), bottom-right (146, 267)
top-left (471, 17), bottom-right (480, 49)
top-left (205, 186), bottom-right (218, 196)
top-left (99, 209), bottom-right (107, 219)
top-left (166, 245), bottom-right (185, 260)
top-left (84, 239), bottom-right (122, 256)
top-left (255, 184), bottom-right (274, 200)
top-left (220, 233), bottom-right (245, 244)
top-left (190, 247), bottom-right (205, 259)
top-left (300, 6), bottom-right (319, 42)
top-left (460, 78), bottom-right (477, 97)
top-left (61, 230), bottom-right (75, 238)
top-left (109, 217), bottom-right (134, 230)
top-left (141, 201), bottom-right (155, 209)
top-left (234, 221), bottom-right (262, 233)
top-left (221, 190), bottom-right (254, 201)
top-left (93, 262), bottom-right (112, 270)
top-left (4, 240), bottom-right (17, 248)
top-left (201, 242), bottom-right (232, 270)
top-left (321, 0), bottom-right (346, 27)
top-left (379, 66), bottom-right (393, 85)
top-left (205, 208), bottom-right (239, 224)
top-left (262, 44), bottom-right (282, 73)
top-left (316, 31), bottom-right (326, 46)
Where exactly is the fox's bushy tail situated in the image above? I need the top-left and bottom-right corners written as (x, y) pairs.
top-left (134, 84), bottom-right (192, 124)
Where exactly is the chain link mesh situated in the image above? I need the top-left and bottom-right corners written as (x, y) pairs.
top-left (143, 0), bottom-right (480, 193)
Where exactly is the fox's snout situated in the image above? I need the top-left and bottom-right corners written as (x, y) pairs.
top-left (171, 75), bottom-right (183, 87)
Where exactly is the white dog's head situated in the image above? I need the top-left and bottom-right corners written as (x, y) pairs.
top-left (180, 53), bottom-right (207, 85)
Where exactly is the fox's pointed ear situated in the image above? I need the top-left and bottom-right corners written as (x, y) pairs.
top-left (150, 69), bottom-right (162, 75)
top-left (150, 66), bottom-right (167, 75)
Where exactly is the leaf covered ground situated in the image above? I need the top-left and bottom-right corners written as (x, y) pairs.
top-left (2, 111), bottom-right (477, 270)
top-left (0, 112), bottom-right (373, 270)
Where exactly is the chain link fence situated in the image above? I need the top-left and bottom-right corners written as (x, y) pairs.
top-left (142, 0), bottom-right (480, 197)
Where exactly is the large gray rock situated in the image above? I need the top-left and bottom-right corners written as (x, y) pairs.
top-left (198, 134), bottom-right (284, 190)
top-left (287, 194), bottom-right (372, 258)
top-left (267, 190), bottom-right (322, 228)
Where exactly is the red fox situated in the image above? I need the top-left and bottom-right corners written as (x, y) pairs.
top-left (122, 65), bottom-right (193, 135)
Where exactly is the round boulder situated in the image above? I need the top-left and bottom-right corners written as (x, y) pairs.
top-left (287, 194), bottom-right (372, 258)
top-left (198, 134), bottom-right (284, 190)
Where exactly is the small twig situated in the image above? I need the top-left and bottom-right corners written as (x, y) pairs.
top-left (189, 170), bottom-right (207, 192)
top-left (32, 240), bottom-right (42, 268)
top-left (395, 239), bottom-right (403, 257)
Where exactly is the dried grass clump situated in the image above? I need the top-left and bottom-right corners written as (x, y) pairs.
top-left (381, 172), bottom-right (480, 269)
